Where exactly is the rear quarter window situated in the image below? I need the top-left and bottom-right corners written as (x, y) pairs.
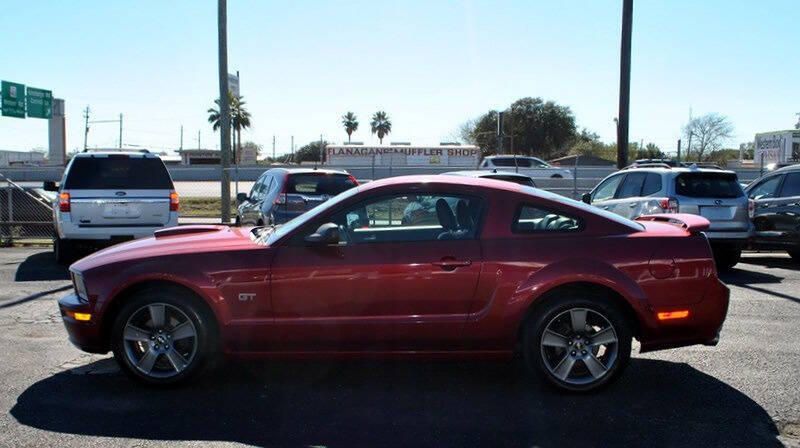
top-left (286, 173), bottom-right (356, 195)
top-left (64, 156), bottom-right (173, 189)
top-left (675, 172), bottom-right (743, 198)
top-left (513, 204), bottom-right (582, 233)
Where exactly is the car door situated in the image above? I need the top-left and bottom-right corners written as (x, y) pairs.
top-left (748, 174), bottom-right (784, 244)
top-left (589, 173), bottom-right (625, 214)
top-left (269, 192), bottom-right (484, 352)
top-left (772, 172), bottom-right (800, 245)
top-left (612, 172), bottom-right (647, 218)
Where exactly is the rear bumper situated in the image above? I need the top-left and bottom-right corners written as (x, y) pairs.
top-left (639, 278), bottom-right (730, 353)
top-left (703, 230), bottom-right (752, 245)
top-left (57, 292), bottom-right (107, 354)
top-left (57, 213), bottom-right (179, 240)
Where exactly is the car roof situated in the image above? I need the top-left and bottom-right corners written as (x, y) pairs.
top-left (268, 167), bottom-right (350, 175)
top-left (615, 166), bottom-right (737, 176)
top-left (484, 155), bottom-right (541, 159)
top-left (769, 163), bottom-right (800, 174)
top-left (73, 151), bottom-right (158, 158)
top-left (441, 170), bottom-right (530, 178)
top-left (360, 174), bottom-right (522, 193)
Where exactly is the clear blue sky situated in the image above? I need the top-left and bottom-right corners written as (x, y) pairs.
top-left (2, 0), bottom-right (798, 157)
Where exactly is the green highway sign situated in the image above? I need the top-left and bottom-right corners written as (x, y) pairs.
top-left (1, 81), bottom-right (26, 118)
top-left (26, 87), bottom-right (53, 118)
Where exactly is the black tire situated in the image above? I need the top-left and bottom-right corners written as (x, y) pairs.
top-left (713, 247), bottom-right (741, 271)
top-left (111, 287), bottom-right (219, 386)
top-left (54, 237), bottom-right (73, 265)
top-left (788, 250), bottom-right (800, 262)
top-left (551, 174), bottom-right (563, 179)
top-left (234, 215), bottom-right (241, 227)
top-left (522, 290), bottom-right (632, 393)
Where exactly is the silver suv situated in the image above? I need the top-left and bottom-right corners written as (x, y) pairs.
top-left (45, 151), bottom-right (179, 264)
top-left (583, 165), bottom-right (753, 269)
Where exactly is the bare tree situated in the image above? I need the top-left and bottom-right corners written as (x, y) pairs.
top-left (447, 118), bottom-right (477, 144)
top-left (683, 113), bottom-right (733, 161)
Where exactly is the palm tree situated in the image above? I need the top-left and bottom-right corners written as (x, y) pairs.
top-left (341, 112), bottom-right (358, 142)
top-left (370, 111), bottom-right (391, 144)
top-left (208, 91), bottom-right (252, 163)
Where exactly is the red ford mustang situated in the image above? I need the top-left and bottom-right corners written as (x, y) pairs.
top-left (59, 175), bottom-right (729, 392)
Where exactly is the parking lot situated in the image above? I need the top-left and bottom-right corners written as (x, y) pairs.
top-left (0, 247), bottom-right (795, 447)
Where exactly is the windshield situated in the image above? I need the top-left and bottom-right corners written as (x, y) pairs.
top-left (264, 186), bottom-right (361, 245)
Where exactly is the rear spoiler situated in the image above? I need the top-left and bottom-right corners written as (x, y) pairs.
top-left (635, 214), bottom-right (710, 233)
top-left (154, 225), bottom-right (222, 239)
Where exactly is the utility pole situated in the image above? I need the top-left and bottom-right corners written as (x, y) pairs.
top-left (616, 0), bottom-right (633, 169)
top-left (686, 107), bottom-right (693, 162)
top-left (272, 135), bottom-right (276, 160)
top-left (320, 133), bottom-right (324, 164)
top-left (291, 135), bottom-right (294, 156)
top-left (83, 106), bottom-right (90, 150)
top-left (677, 139), bottom-right (681, 163)
top-left (180, 125), bottom-right (183, 150)
top-left (218, 0), bottom-right (232, 223)
top-left (497, 111), bottom-right (504, 155)
top-left (198, 130), bottom-right (201, 149)
top-left (118, 113), bottom-right (123, 148)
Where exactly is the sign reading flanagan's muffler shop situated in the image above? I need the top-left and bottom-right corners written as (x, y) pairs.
top-left (326, 144), bottom-right (481, 167)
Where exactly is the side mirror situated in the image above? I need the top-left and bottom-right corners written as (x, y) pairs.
top-left (236, 192), bottom-right (249, 205)
top-left (581, 192), bottom-right (592, 204)
top-left (43, 181), bottom-right (58, 192)
top-left (304, 222), bottom-right (340, 245)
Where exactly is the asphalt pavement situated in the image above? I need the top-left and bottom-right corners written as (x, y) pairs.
top-left (0, 247), bottom-right (797, 447)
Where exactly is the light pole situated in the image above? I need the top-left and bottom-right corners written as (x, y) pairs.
top-left (616, 0), bottom-right (633, 169)
top-left (217, 0), bottom-right (232, 223)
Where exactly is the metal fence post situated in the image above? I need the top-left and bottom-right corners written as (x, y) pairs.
top-left (573, 156), bottom-right (579, 199)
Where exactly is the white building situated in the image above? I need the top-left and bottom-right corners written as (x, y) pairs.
top-left (0, 150), bottom-right (45, 167)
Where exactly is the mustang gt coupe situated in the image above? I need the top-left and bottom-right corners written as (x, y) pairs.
top-left (59, 175), bottom-right (729, 392)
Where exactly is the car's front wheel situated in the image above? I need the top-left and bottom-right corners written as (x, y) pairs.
top-left (523, 291), bottom-right (632, 393)
top-left (713, 247), bottom-right (741, 271)
top-left (111, 287), bottom-right (218, 386)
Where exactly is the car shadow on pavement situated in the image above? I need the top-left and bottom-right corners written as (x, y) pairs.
top-left (14, 251), bottom-right (69, 282)
top-left (10, 358), bottom-right (780, 447)
top-left (739, 255), bottom-right (799, 271)
top-left (719, 268), bottom-right (783, 286)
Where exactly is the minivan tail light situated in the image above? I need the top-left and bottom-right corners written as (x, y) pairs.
top-left (748, 198), bottom-right (755, 219)
top-left (59, 192), bottom-right (71, 212)
top-left (347, 174), bottom-right (358, 186)
top-left (169, 191), bottom-right (180, 211)
top-left (658, 197), bottom-right (679, 213)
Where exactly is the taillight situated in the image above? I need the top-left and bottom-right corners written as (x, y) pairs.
top-left (58, 192), bottom-right (71, 212)
top-left (748, 198), bottom-right (755, 219)
top-left (169, 191), bottom-right (180, 211)
top-left (658, 197), bottom-right (679, 213)
top-left (347, 174), bottom-right (358, 186)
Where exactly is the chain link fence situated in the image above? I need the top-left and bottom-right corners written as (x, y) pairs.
top-left (0, 173), bottom-right (55, 245)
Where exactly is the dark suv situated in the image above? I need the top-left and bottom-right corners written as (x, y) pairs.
top-left (744, 164), bottom-right (800, 260)
top-left (236, 168), bottom-right (358, 226)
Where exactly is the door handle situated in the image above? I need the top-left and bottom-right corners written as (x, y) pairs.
top-left (432, 258), bottom-right (472, 270)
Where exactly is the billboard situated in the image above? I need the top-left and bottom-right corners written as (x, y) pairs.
top-left (326, 145), bottom-right (481, 167)
top-left (755, 131), bottom-right (799, 165)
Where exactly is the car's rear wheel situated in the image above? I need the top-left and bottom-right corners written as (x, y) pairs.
top-left (713, 247), bottom-right (741, 271)
top-left (523, 291), bottom-right (631, 393)
top-left (54, 237), bottom-right (73, 265)
top-left (111, 288), bottom-right (218, 386)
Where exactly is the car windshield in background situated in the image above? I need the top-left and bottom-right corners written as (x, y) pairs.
top-left (286, 173), bottom-right (356, 195)
top-left (486, 175), bottom-right (535, 187)
top-left (64, 156), bottom-right (173, 189)
top-left (675, 172), bottom-right (742, 198)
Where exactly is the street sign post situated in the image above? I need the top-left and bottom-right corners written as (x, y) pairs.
top-left (1, 81), bottom-right (26, 118)
top-left (26, 87), bottom-right (52, 119)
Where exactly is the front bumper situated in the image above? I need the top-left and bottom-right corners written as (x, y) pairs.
top-left (640, 278), bottom-right (730, 353)
top-left (58, 292), bottom-right (107, 354)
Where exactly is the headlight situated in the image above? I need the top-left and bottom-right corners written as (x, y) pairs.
top-left (71, 271), bottom-right (88, 302)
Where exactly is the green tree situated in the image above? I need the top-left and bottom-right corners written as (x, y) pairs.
top-left (468, 97), bottom-right (577, 159)
top-left (639, 143), bottom-right (665, 159)
top-left (370, 111), bottom-right (392, 144)
top-left (208, 91), bottom-right (252, 163)
top-left (341, 111), bottom-right (358, 142)
top-left (294, 140), bottom-right (329, 163)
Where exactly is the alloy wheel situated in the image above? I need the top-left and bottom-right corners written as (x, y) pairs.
top-left (539, 307), bottom-right (619, 386)
top-left (122, 303), bottom-right (198, 379)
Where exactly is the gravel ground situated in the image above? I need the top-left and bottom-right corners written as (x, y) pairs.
top-left (0, 247), bottom-right (797, 447)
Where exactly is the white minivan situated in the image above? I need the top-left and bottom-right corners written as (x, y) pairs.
top-left (46, 151), bottom-right (179, 263)
top-left (479, 155), bottom-right (571, 178)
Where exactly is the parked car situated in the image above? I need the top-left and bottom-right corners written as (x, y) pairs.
top-left (236, 168), bottom-right (357, 226)
top-left (744, 164), bottom-right (800, 260)
top-left (45, 151), bottom-right (179, 264)
top-left (582, 165), bottom-right (753, 269)
top-left (441, 170), bottom-right (537, 187)
top-left (59, 175), bottom-right (728, 392)
top-left (479, 155), bottom-right (571, 178)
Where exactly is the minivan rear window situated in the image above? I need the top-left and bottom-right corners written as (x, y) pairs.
top-left (675, 172), bottom-right (742, 198)
top-left (286, 173), bottom-right (356, 195)
top-left (64, 156), bottom-right (173, 189)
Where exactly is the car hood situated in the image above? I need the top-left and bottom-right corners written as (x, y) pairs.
top-left (71, 225), bottom-right (261, 271)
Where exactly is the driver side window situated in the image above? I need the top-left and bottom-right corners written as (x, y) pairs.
top-left (748, 175), bottom-right (782, 200)
top-left (592, 174), bottom-right (624, 202)
top-left (327, 194), bottom-right (483, 244)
